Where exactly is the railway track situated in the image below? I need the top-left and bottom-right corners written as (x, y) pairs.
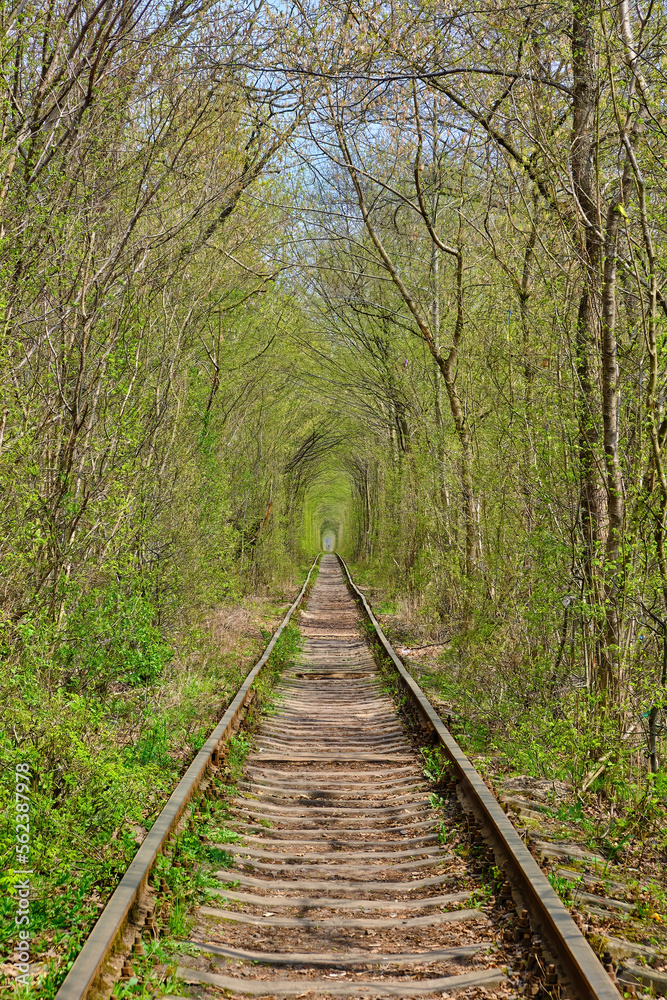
top-left (56, 554), bottom-right (622, 1000)
top-left (174, 555), bottom-right (507, 998)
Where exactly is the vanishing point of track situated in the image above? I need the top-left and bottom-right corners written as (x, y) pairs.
top-left (56, 554), bottom-right (621, 1000)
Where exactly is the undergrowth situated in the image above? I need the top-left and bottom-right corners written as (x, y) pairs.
top-left (1, 571), bottom-right (308, 998)
top-left (349, 560), bottom-right (667, 861)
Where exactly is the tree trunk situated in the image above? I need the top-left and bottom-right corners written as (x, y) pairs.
top-left (571, 0), bottom-right (612, 694)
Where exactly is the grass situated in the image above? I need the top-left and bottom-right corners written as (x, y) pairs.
top-left (1, 586), bottom-right (305, 999)
top-left (104, 780), bottom-right (245, 1000)
top-left (349, 560), bottom-right (667, 957)
top-left (378, 612), bottom-right (667, 863)
top-left (101, 620), bottom-right (306, 996)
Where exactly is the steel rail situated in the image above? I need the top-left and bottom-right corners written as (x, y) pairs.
top-left (54, 555), bottom-right (320, 1000)
top-left (337, 554), bottom-right (619, 1000)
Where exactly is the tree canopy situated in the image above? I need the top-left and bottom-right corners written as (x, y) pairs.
top-left (3, 2), bottom-right (667, 990)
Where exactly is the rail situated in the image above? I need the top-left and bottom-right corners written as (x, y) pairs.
top-left (337, 553), bottom-right (619, 1000)
top-left (54, 554), bottom-right (320, 1000)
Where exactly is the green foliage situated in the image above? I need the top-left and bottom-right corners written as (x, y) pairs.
top-left (548, 872), bottom-right (578, 904)
top-left (0, 577), bottom-right (290, 997)
top-left (268, 622), bottom-right (303, 673)
top-left (207, 826), bottom-right (243, 844)
top-left (255, 621), bottom-right (303, 701)
top-left (421, 745), bottom-right (449, 783)
top-left (226, 733), bottom-right (253, 781)
top-left (168, 897), bottom-right (190, 937)
top-left (204, 846), bottom-right (234, 867)
top-left (131, 718), bottom-right (170, 766)
top-left (58, 586), bottom-right (172, 691)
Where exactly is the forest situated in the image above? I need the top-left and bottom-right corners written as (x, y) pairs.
top-left (2, 0), bottom-right (667, 994)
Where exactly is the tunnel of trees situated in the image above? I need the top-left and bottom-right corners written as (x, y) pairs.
top-left (2, 0), bottom-right (667, 991)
